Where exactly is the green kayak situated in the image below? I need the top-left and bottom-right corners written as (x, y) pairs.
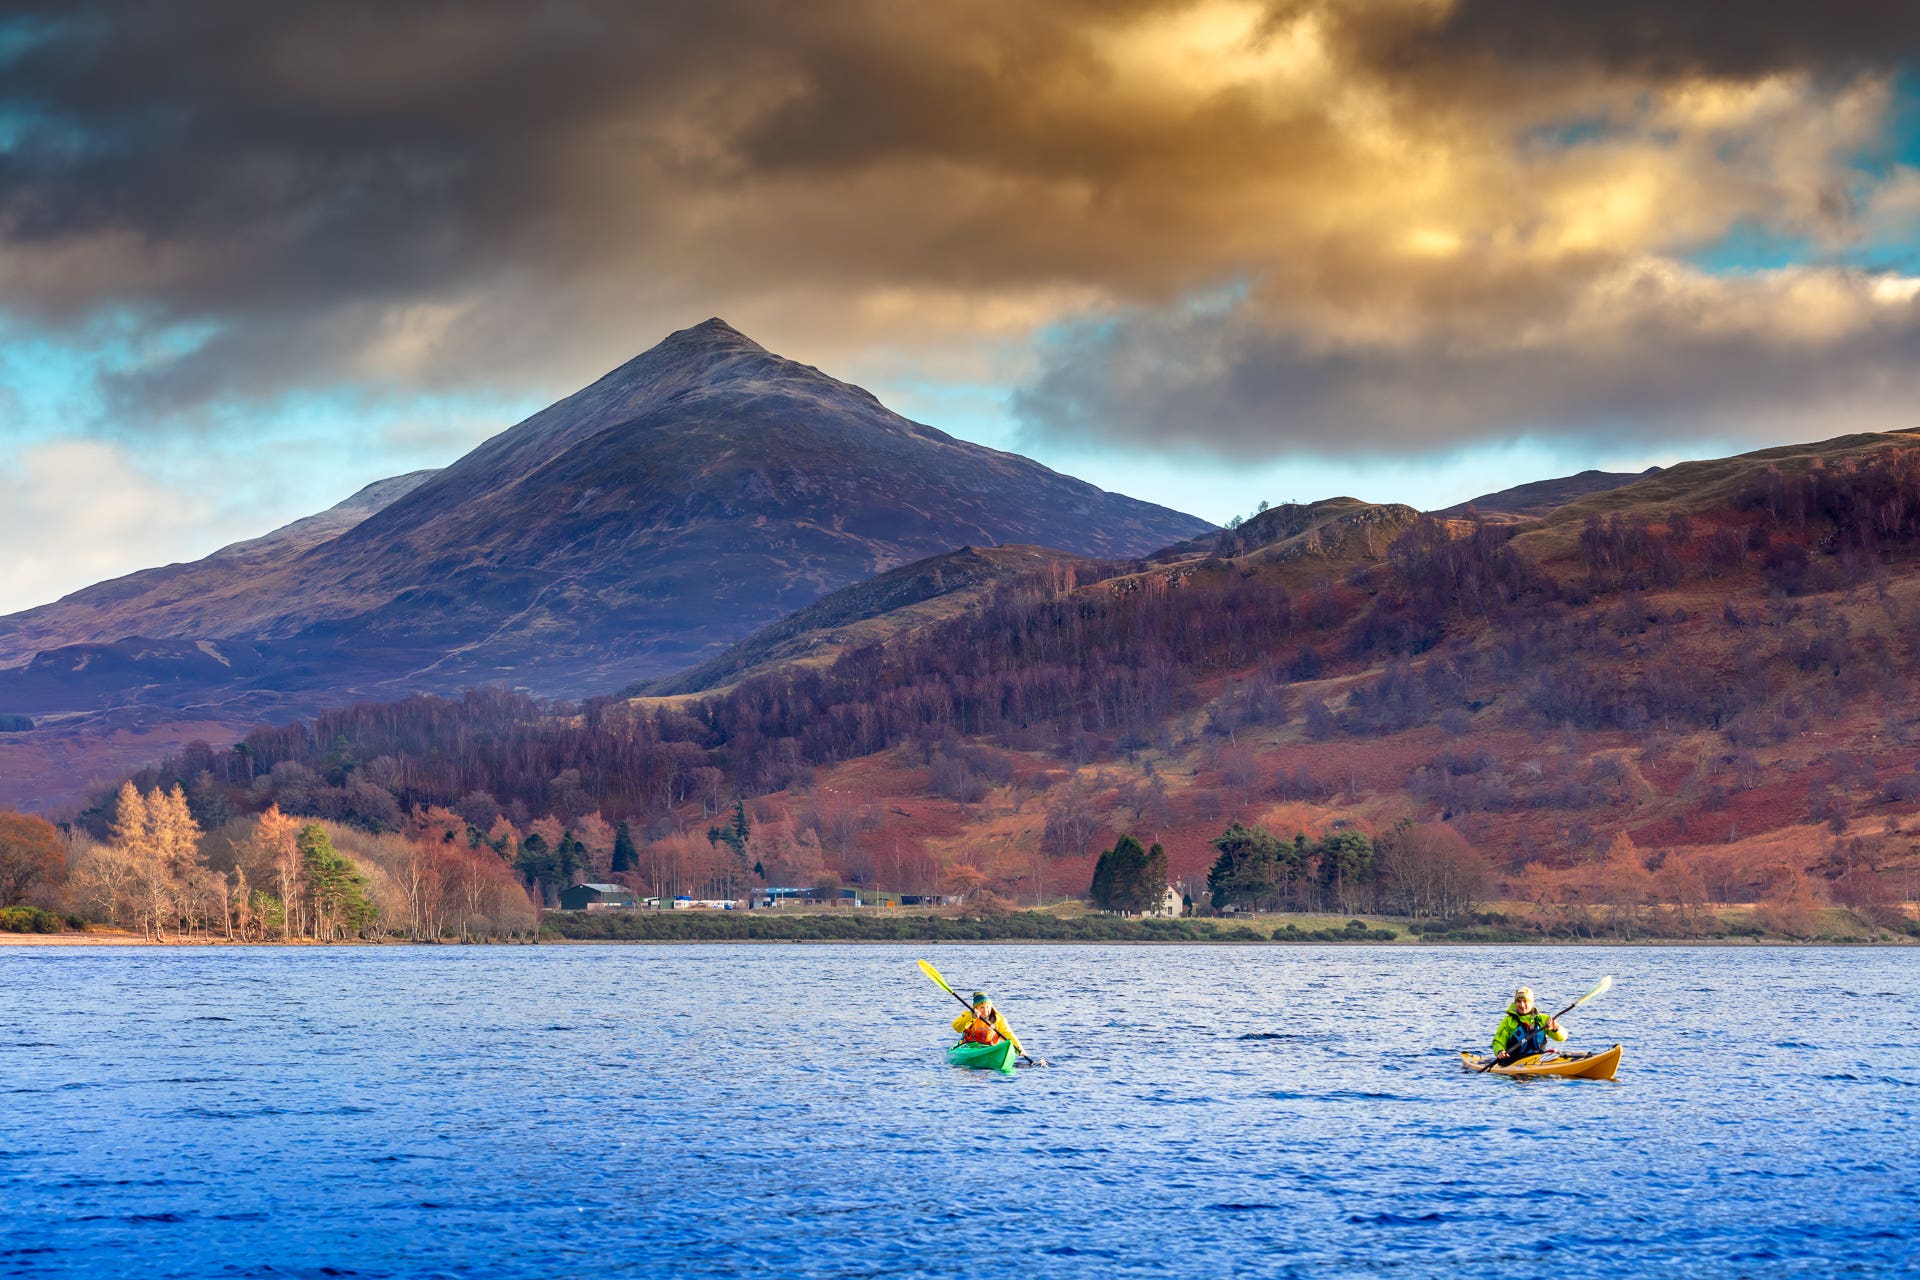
top-left (946, 1039), bottom-right (1018, 1074)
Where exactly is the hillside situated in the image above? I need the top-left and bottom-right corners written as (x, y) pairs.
top-left (634, 544), bottom-right (1095, 697)
top-left (63, 429), bottom-right (1920, 941)
top-left (0, 470), bottom-right (437, 663)
top-left (639, 499), bottom-right (1422, 698)
top-left (1437, 468), bottom-right (1659, 522)
top-left (0, 320), bottom-right (1208, 808)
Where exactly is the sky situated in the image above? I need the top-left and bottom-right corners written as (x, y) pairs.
top-left (4, 1), bottom-right (1920, 613)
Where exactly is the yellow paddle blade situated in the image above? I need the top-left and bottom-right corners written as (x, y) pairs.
top-left (917, 958), bottom-right (959, 1000)
top-left (1573, 975), bottom-right (1613, 1009)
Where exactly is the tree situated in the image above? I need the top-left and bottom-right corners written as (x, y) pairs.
top-left (611, 821), bottom-right (639, 873)
top-left (149, 785), bottom-right (206, 929)
top-left (554, 830), bottom-right (587, 885)
top-left (107, 782), bottom-right (171, 937)
top-left (251, 805), bottom-right (304, 938)
top-left (1142, 842), bottom-right (1169, 913)
top-left (1090, 834), bottom-right (1165, 914)
top-left (1206, 822), bottom-right (1287, 911)
top-left (1042, 782), bottom-right (1103, 857)
top-left (1375, 822), bottom-right (1493, 918)
top-left (0, 811), bottom-right (64, 907)
top-left (298, 824), bottom-right (376, 941)
top-left (706, 799), bottom-right (752, 900)
top-left (1316, 831), bottom-right (1375, 914)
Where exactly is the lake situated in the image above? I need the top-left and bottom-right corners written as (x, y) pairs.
top-left (0, 944), bottom-right (1913, 1278)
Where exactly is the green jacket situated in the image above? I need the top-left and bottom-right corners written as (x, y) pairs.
top-left (1491, 1009), bottom-right (1567, 1056)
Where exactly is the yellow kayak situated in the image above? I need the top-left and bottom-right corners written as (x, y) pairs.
top-left (1461, 1043), bottom-right (1622, 1080)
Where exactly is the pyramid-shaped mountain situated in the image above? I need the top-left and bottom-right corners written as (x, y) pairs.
top-left (0, 320), bottom-right (1209, 716)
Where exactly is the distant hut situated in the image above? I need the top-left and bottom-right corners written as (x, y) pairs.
top-left (559, 883), bottom-right (636, 911)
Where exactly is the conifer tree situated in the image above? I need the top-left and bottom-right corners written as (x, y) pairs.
top-left (109, 782), bottom-right (172, 937)
top-left (150, 784), bottom-right (205, 882)
top-left (1090, 834), bottom-right (1159, 913)
top-left (611, 822), bottom-right (638, 873)
top-left (298, 823), bottom-right (376, 941)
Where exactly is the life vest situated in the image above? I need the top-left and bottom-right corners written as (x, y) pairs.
top-left (962, 1013), bottom-right (1003, 1045)
top-left (1505, 1013), bottom-right (1550, 1059)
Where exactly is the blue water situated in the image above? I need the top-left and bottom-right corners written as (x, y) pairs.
top-left (0, 944), bottom-right (1914, 1278)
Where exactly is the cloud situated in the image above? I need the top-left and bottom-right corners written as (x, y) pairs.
top-left (0, 440), bottom-right (240, 612)
top-left (0, 0), bottom-right (1918, 458)
top-left (1016, 261), bottom-right (1920, 457)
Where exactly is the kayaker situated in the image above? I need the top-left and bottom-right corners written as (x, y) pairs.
top-left (1490, 986), bottom-right (1567, 1063)
top-left (952, 991), bottom-right (1013, 1046)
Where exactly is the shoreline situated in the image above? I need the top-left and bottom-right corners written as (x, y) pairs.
top-left (1, 932), bottom-right (1910, 948)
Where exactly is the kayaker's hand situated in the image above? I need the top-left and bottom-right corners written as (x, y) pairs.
top-left (1547, 1017), bottom-right (1559, 1031)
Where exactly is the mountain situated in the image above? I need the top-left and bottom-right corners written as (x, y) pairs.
top-left (0, 319), bottom-right (1208, 738)
top-left (1436, 467), bottom-right (1661, 522)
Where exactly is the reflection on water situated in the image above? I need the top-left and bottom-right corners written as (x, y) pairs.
top-left (0, 944), bottom-right (1913, 1278)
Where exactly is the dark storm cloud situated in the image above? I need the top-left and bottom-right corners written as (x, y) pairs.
top-left (2, 0), bottom-right (1919, 456)
top-left (1014, 274), bottom-right (1920, 458)
top-left (1387, 0), bottom-right (1920, 81)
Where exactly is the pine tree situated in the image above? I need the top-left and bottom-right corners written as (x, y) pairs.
top-left (150, 784), bottom-right (205, 882)
top-left (1143, 842), bottom-right (1170, 913)
top-left (298, 824), bottom-right (376, 941)
top-left (706, 800), bottom-right (752, 900)
top-left (554, 831), bottom-right (586, 885)
top-left (611, 822), bottom-right (638, 873)
top-left (1090, 834), bottom-right (1157, 913)
top-left (1207, 823), bottom-right (1285, 912)
top-left (1316, 831), bottom-right (1375, 915)
top-left (109, 781), bottom-right (150, 860)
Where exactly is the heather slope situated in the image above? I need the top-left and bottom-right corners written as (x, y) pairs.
top-left (635, 544), bottom-right (1090, 697)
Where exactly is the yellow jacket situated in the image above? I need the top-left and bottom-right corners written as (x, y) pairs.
top-left (952, 1008), bottom-right (1013, 1044)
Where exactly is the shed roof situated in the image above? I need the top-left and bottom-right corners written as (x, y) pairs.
top-left (572, 883), bottom-right (627, 894)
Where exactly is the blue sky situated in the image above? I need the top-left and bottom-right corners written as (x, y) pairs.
top-left (4, 3), bottom-right (1920, 613)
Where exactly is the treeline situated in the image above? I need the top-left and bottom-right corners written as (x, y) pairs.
top-left (107, 565), bottom-right (1319, 837)
top-left (1205, 821), bottom-right (1495, 918)
top-left (59, 786), bottom-right (536, 940)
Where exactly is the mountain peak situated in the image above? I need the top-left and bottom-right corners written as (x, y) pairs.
top-left (656, 316), bottom-right (767, 357)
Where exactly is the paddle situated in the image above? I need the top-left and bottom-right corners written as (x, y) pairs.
top-left (917, 958), bottom-right (1044, 1067)
top-left (1477, 975), bottom-right (1613, 1073)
